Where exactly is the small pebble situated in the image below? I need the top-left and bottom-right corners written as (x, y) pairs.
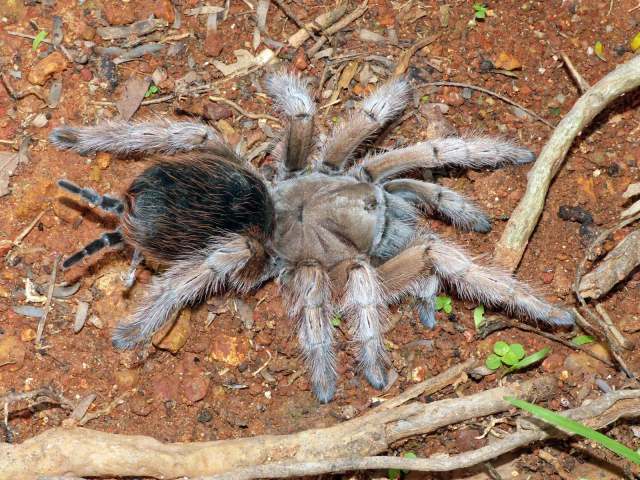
top-left (197, 408), bottom-right (213, 423)
top-left (31, 113), bottom-right (48, 128)
top-left (557, 205), bottom-right (593, 225)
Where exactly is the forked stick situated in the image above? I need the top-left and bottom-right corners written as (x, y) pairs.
top-left (495, 54), bottom-right (640, 271)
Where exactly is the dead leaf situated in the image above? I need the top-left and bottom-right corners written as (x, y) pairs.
top-left (622, 199), bottom-right (640, 218)
top-left (623, 182), bottom-right (640, 198)
top-left (494, 52), bottom-right (522, 71)
top-left (394, 34), bottom-right (438, 76)
top-left (0, 151), bottom-right (19, 197)
top-left (212, 49), bottom-right (275, 76)
top-left (330, 61), bottom-right (359, 102)
top-left (185, 5), bottom-right (224, 16)
top-left (116, 76), bottom-right (151, 121)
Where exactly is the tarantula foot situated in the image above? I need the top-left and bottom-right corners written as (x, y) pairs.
top-left (312, 378), bottom-right (337, 404)
top-left (49, 126), bottom-right (80, 150)
top-left (111, 322), bottom-right (146, 350)
top-left (513, 148), bottom-right (536, 164)
top-left (547, 307), bottom-right (575, 327)
top-left (417, 301), bottom-right (437, 329)
top-left (364, 364), bottom-right (388, 390)
top-left (470, 215), bottom-right (492, 234)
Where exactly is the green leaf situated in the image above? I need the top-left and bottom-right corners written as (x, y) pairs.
top-left (420, 95), bottom-right (430, 103)
top-left (435, 295), bottom-right (452, 314)
top-left (594, 41), bottom-right (606, 61)
top-left (32, 31), bottom-right (48, 51)
top-left (144, 84), bottom-right (159, 98)
top-left (549, 106), bottom-right (561, 116)
top-left (501, 350), bottom-right (519, 366)
top-left (631, 32), bottom-right (640, 52)
top-left (493, 341), bottom-right (510, 357)
top-left (473, 3), bottom-right (488, 19)
top-left (507, 346), bottom-right (550, 372)
top-left (509, 343), bottom-right (525, 360)
top-left (403, 452), bottom-right (417, 459)
top-left (473, 305), bottom-right (485, 329)
top-left (572, 335), bottom-right (594, 346)
top-left (331, 314), bottom-right (342, 327)
top-left (505, 396), bottom-right (640, 465)
top-left (485, 354), bottom-right (502, 370)
top-left (388, 468), bottom-right (401, 480)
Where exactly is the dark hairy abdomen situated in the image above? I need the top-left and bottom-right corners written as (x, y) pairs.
top-left (122, 154), bottom-right (274, 262)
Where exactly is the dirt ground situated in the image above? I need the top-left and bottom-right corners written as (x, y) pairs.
top-left (1, 0), bottom-right (640, 478)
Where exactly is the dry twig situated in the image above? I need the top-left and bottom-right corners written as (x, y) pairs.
top-left (287, 3), bottom-right (348, 48)
top-left (495, 54), bottom-right (640, 271)
top-left (35, 256), bottom-right (59, 349)
top-left (560, 52), bottom-right (590, 94)
top-left (208, 96), bottom-right (280, 123)
top-left (306, 1), bottom-right (368, 57)
top-left (0, 373), bottom-right (556, 478)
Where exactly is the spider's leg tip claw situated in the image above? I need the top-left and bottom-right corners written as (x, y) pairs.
top-left (417, 303), bottom-right (437, 330)
top-left (365, 366), bottom-right (388, 391)
top-left (515, 149), bottom-right (536, 164)
top-left (549, 308), bottom-right (575, 327)
top-left (313, 381), bottom-right (337, 404)
top-left (471, 216), bottom-right (492, 234)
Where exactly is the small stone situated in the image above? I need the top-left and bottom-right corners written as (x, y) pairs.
top-left (204, 31), bottom-right (224, 57)
top-left (541, 271), bottom-right (554, 284)
top-left (31, 113), bottom-right (48, 128)
top-left (0, 284), bottom-right (9, 299)
top-left (115, 368), bottom-right (139, 389)
top-left (541, 352), bottom-right (564, 373)
top-left (558, 205), bottom-right (593, 224)
top-left (210, 333), bottom-right (249, 366)
top-left (78, 21), bottom-right (96, 41)
top-left (28, 52), bottom-right (68, 85)
top-left (293, 48), bottom-right (309, 70)
top-left (182, 374), bottom-right (209, 404)
top-left (552, 269), bottom-right (572, 296)
top-left (586, 343), bottom-right (613, 364)
top-left (494, 52), bottom-right (522, 70)
top-left (197, 408), bottom-right (213, 423)
top-left (130, 394), bottom-right (153, 416)
top-left (441, 87), bottom-right (464, 107)
top-left (20, 328), bottom-right (36, 342)
top-left (96, 152), bottom-right (111, 170)
top-left (205, 103), bottom-right (233, 122)
top-left (0, 336), bottom-right (26, 372)
top-left (564, 352), bottom-right (601, 373)
top-left (80, 68), bottom-right (93, 82)
top-left (620, 316), bottom-right (640, 333)
top-left (410, 365), bottom-right (427, 382)
top-left (153, 0), bottom-right (175, 23)
top-left (103, 2), bottom-right (136, 25)
top-left (153, 309), bottom-right (191, 354)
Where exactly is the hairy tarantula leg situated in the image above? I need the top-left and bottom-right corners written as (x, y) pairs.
top-left (352, 137), bottom-right (535, 182)
top-left (284, 263), bottom-right (337, 403)
top-left (319, 78), bottom-right (411, 171)
top-left (122, 249), bottom-right (144, 289)
top-left (264, 73), bottom-right (315, 175)
top-left (343, 260), bottom-right (390, 390)
top-left (415, 275), bottom-right (439, 329)
top-left (378, 234), bottom-right (574, 327)
top-left (384, 179), bottom-right (491, 233)
top-left (49, 120), bottom-right (240, 159)
top-left (112, 235), bottom-right (266, 350)
top-left (62, 230), bottom-right (124, 270)
top-left (58, 179), bottom-right (124, 216)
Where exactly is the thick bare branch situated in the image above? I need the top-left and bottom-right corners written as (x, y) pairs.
top-left (495, 54), bottom-right (640, 271)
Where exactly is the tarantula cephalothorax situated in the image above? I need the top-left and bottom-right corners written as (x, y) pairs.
top-left (51, 73), bottom-right (573, 403)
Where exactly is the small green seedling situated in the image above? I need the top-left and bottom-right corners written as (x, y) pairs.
top-left (144, 84), bottom-right (159, 98)
top-left (435, 295), bottom-right (452, 314)
top-left (473, 3), bottom-right (488, 20)
top-left (594, 40), bottom-right (606, 61)
top-left (506, 396), bottom-right (640, 465)
top-left (486, 342), bottom-right (550, 373)
top-left (572, 335), bottom-right (594, 346)
top-left (330, 313), bottom-right (342, 327)
top-left (473, 304), bottom-right (485, 329)
top-left (32, 31), bottom-right (48, 51)
top-left (388, 451), bottom-right (417, 479)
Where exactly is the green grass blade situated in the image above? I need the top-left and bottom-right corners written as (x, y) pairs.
top-left (507, 346), bottom-right (550, 372)
top-left (505, 396), bottom-right (640, 465)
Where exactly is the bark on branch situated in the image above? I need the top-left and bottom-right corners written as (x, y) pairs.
top-left (495, 54), bottom-right (640, 271)
top-left (0, 373), bottom-right (556, 479)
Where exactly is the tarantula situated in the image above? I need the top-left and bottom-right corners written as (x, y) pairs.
top-left (51, 73), bottom-right (573, 403)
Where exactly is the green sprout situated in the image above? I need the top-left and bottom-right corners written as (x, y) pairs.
top-left (435, 295), bottom-right (452, 314)
top-left (506, 396), bottom-right (640, 466)
top-left (572, 335), bottom-right (594, 346)
top-left (330, 313), bottom-right (342, 327)
top-left (388, 451), bottom-right (417, 479)
top-left (473, 3), bottom-right (488, 20)
top-left (486, 341), bottom-right (549, 373)
top-left (144, 84), bottom-right (159, 98)
top-left (473, 304), bottom-right (485, 329)
top-left (32, 31), bottom-right (48, 51)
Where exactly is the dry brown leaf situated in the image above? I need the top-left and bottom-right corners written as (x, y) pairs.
top-left (116, 76), bottom-right (151, 121)
top-left (0, 151), bottom-right (19, 197)
top-left (393, 34), bottom-right (438, 76)
top-left (494, 52), bottom-right (522, 71)
top-left (212, 49), bottom-right (275, 76)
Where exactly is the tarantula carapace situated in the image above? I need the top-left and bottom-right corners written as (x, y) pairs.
top-left (51, 73), bottom-right (573, 403)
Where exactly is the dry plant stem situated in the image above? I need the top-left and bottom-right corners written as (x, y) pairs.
top-left (595, 304), bottom-right (634, 351)
top-left (560, 52), bottom-right (590, 94)
top-left (306, 1), bottom-right (368, 57)
top-left (421, 81), bottom-right (553, 128)
top-left (287, 3), bottom-right (348, 48)
top-left (35, 256), bottom-right (59, 349)
top-left (208, 96), bottom-right (280, 123)
top-left (393, 34), bottom-right (438, 77)
top-left (0, 376), bottom-right (556, 479)
top-left (271, 0), bottom-right (315, 38)
top-left (495, 54), bottom-right (640, 271)
top-left (200, 392), bottom-right (640, 480)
